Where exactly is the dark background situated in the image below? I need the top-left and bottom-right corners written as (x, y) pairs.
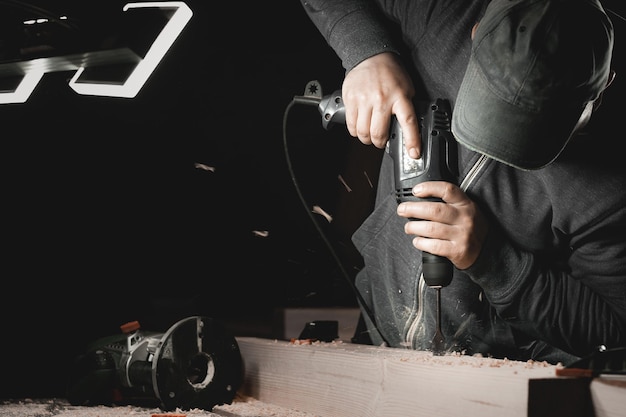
top-left (0, 0), bottom-right (384, 399)
top-left (2, 0), bottom-right (625, 401)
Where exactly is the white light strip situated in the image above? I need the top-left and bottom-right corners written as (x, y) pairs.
top-left (0, 71), bottom-right (45, 104)
top-left (69, 1), bottom-right (192, 98)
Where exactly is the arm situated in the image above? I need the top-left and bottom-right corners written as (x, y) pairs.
top-left (300, 0), bottom-right (421, 156)
top-left (467, 211), bottom-right (626, 357)
top-left (400, 180), bottom-right (626, 357)
top-left (300, 0), bottom-right (399, 72)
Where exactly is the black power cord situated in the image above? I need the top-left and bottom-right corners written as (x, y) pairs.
top-left (281, 85), bottom-right (390, 347)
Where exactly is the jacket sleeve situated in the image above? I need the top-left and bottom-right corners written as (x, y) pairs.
top-left (464, 210), bottom-right (626, 358)
top-left (299, 0), bottom-right (400, 71)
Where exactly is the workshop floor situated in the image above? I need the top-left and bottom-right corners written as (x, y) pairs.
top-left (2, 309), bottom-right (361, 417)
top-left (0, 396), bottom-right (317, 417)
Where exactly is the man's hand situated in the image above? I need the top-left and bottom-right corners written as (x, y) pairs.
top-left (342, 52), bottom-right (421, 158)
top-left (397, 181), bottom-right (489, 270)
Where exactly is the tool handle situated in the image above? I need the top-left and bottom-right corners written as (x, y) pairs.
top-left (318, 90), bottom-right (346, 129)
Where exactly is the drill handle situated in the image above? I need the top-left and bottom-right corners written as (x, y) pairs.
top-left (318, 90), bottom-right (346, 130)
top-left (391, 99), bottom-right (457, 289)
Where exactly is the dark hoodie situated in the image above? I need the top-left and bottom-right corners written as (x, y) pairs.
top-left (300, 0), bottom-right (626, 364)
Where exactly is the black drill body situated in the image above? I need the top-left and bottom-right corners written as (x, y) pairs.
top-left (318, 92), bottom-right (459, 353)
top-left (387, 98), bottom-right (458, 288)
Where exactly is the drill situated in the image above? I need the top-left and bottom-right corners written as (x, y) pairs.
top-left (318, 91), bottom-right (458, 354)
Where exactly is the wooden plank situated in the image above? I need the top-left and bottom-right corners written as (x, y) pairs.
top-left (591, 377), bottom-right (626, 417)
top-left (235, 337), bottom-right (625, 417)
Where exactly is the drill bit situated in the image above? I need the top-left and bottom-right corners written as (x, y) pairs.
top-left (431, 287), bottom-right (446, 355)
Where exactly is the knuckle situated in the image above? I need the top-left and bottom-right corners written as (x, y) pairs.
top-left (441, 182), bottom-right (457, 198)
top-left (428, 202), bottom-right (446, 218)
top-left (425, 221), bottom-right (437, 235)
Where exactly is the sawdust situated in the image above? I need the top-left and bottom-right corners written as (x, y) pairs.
top-left (286, 337), bottom-right (561, 375)
top-left (0, 396), bottom-right (318, 417)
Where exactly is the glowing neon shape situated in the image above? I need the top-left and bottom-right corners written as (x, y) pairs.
top-left (69, 2), bottom-right (193, 98)
top-left (0, 71), bottom-right (45, 104)
top-left (0, 2), bottom-right (191, 104)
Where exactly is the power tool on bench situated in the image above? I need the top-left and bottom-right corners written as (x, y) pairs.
top-left (316, 87), bottom-right (459, 354)
top-left (66, 316), bottom-right (243, 411)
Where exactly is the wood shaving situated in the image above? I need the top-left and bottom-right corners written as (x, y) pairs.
top-left (363, 170), bottom-right (373, 188)
top-left (278, 338), bottom-right (555, 371)
top-left (1, 396), bottom-right (318, 417)
top-left (311, 205), bottom-right (332, 222)
top-left (194, 163), bottom-right (215, 172)
top-left (338, 174), bottom-right (352, 192)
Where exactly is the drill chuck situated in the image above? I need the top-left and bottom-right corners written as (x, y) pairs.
top-left (422, 251), bottom-right (453, 288)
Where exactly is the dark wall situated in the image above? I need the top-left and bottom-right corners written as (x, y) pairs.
top-left (0, 0), bottom-right (383, 399)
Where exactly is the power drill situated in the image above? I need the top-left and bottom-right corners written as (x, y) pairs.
top-left (318, 91), bottom-right (458, 354)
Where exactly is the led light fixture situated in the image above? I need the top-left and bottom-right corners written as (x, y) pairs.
top-left (0, 1), bottom-right (192, 104)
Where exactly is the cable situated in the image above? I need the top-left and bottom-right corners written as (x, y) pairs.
top-left (606, 8), bottom-right (626, 24)
top-left (282, 95), bottom-right (390, 347)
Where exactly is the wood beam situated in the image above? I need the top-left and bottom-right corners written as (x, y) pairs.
top-left (235, 337), bottom-right (625, 417)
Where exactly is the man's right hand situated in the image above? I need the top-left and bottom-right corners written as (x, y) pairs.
top-left (341, 52), bottom-right (421, 158)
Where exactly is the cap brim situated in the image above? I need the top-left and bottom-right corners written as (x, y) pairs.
top-left (452, 58), bottom-right (583, 170)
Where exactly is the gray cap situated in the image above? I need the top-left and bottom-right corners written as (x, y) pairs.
top-left (451, 0), bottom-right (614, 170)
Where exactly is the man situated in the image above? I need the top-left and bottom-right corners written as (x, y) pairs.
top-left (299, 0), bottom-right (625, 365)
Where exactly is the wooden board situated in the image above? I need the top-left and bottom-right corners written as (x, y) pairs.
top-left (236, 337), bottom-right (625, 417)
top-left (591, 376), bottom-right (626, 417)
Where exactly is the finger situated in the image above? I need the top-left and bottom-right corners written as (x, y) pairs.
top-left (369, 106), bottom-right (392, 148)
top-left (397, 200), bottom-right (451, 224)
top-left (412, 235), bottom-right (452, 259)
top-left (404, 218), bottom-right (452, 254)
top-left (412, 181), bottom-right (464, 205)
top-left (343, 97), bottom-right (358, 138)
top-left (407, 219), bottom-right (478, 268)
top-left (355, 107), bottom-right (374, 145)
top-left (342, 89), bottom-right (360, 139)
top-left (343, 96), bottom-right (359, 138)
top-left (392, 100), bottom-right (421, 159)
top-left (404, 219), bottom-right (449, 240)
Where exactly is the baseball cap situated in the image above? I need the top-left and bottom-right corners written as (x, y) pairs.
top-left (451, 0), bottom-right (614, 170)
